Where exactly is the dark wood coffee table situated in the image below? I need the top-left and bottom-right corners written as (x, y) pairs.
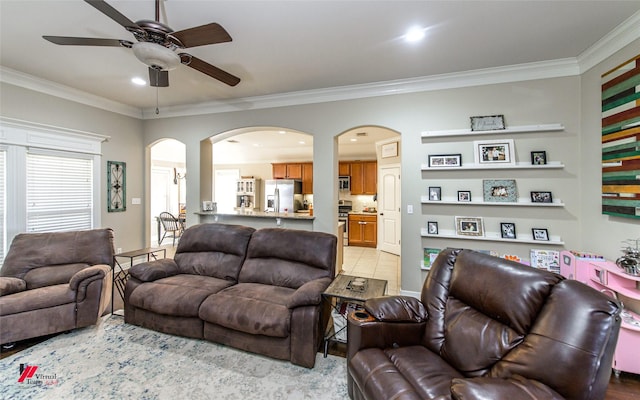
top-left (322, 274), bottom-right (387, 357)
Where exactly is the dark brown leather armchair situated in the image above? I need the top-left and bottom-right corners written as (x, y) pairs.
top-left (0, 229), bottom-right (114, 346)
top-left (347, 248), bottom-right (621, 400)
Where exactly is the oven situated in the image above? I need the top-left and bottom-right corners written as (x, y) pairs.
top-left (338, 200), bottom-right (352, 246)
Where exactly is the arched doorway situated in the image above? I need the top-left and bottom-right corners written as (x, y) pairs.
top-left (149, 139), bottom-right (186, 246)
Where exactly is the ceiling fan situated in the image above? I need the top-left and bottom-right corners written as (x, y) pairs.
top-left (43, 0), bottom-right (240, 88)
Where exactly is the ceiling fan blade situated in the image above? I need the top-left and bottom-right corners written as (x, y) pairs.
top-left (149, 68), bottom-right (169, 87)
top-left (172, 23), bottom-right (232, 48)
top-left (43, 36), bottom-right (132, 47)
top-left (84, 0), bottom-right (140, 30)
top-left (182, 55), bottom-right (240, 86)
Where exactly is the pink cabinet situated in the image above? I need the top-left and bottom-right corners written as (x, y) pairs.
top-left (560, 251), bottom-right (640, 376)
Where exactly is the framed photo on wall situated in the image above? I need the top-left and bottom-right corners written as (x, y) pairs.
top-left (483, 179), bottom-right (517, 203)
top-left (531, 191), bottom-right (553, 203)
top-left (532, 228), bottom-right (549, 241)
top-left (473, 139), bottom-right (516, 166)
top-left (428, 154), bottom-right (462, 168)
top-left (470, 115), bottom-right (505, 131)
top-left (455, 216), bottom-right (484, 237)
top-left (427, 221), bottom-right (439, 235)
top-left (531, 151), bottom-right (547, 165)
top-left (500, 222), bottom-right (516, 239)
top-left (458, 190), bottom-right (471, 202)
top-left (428, 186), bottom-right (442, 201)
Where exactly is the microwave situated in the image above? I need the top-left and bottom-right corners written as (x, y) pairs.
top-left (339, 176), bottom-right (350, 191)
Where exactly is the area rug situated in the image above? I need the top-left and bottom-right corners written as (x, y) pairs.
top-left (0, 315), bottom-right (349, 399)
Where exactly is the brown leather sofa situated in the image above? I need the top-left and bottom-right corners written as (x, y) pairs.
top-left (0, 229), bottom-right (114, 346)
top-left (347, 248), bottom-right (621, 400)
top-left (125, 223), bottom-right (337, 368)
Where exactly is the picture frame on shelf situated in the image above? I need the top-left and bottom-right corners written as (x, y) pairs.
top-left (500, 222), bottom-right (516, 239)
top-left (428, 154), bottom-right (462, 168)
top-left (455, 216), bottom-right (484, 237)
top-left (470, 115), bottom-right (505, 131)
top-left (427, 221), bottom-right (439, 235)
top-left (423, 248), bottom-right (441, 269)
top-left (473, 139), bottom-right (516, 166)
top-left (458, 190), bottom-right (471, 202)
top-left (531, 150), bottom-right (547, 165)
top-left (483, 179), bottom-right (517, 202)
top-left (532, 228), bottom-right (550, 241)
top-left (428, 186), bottom-right (442, 201)
top-left (531, 191), bottom-right (553, 203)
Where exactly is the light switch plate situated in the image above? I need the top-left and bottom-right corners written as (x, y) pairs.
top-left (407, 205), bottom-right (413, 214)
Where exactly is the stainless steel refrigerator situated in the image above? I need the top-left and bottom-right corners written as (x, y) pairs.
top-left (264, 179), bottom-right (303, 212)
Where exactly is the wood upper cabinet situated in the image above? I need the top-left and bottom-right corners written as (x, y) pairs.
top-left (349, 161), bottom-right (377, 195)
top-left (302, 163), bottom-right (313, 194)
top-left (272, 162), bottom-right (313, 194)
top-left (338, 162), bottom-right (351, 176)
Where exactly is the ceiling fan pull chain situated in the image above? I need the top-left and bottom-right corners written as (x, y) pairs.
top-left (155, 85), bottom-right (160, 115)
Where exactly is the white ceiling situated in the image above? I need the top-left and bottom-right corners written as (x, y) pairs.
top-left (2, 0), bottom-right (639, 114)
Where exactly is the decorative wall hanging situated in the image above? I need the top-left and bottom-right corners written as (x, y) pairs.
top-left (107, 161), bottom-right (126, 212)
top-left (601, 53), bottom-right (640, 219)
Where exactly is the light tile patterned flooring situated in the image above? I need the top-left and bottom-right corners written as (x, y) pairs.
top-left (341, 246), bottom-right (401, 295)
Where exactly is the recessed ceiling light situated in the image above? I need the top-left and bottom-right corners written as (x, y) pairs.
top-left (131, 77), bottom-right (146, 86)
top-left (298, 141), bottom-right (306, 145)
top-left (350, 138), bottom-right (357, 142)
top-left (279, 131), bottom-right (286, 134)
top-left (404, 27), bottom-right (425, 43)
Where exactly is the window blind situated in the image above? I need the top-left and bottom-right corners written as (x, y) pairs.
top-left (0, 150), bottom-right (5, 264)
top-left (26, 153), bottom-right (93, 232)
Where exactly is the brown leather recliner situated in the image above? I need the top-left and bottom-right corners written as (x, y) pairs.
top-left (347, 248), bottom-right (621, 400)
top-left (0, 229), bottom-right (114, 345)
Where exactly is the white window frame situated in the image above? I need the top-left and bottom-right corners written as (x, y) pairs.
top-left (0, 117), bottom-right (108, 256)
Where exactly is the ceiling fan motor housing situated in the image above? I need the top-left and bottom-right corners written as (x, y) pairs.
top-left (132, 42), bottom-right (180, 71)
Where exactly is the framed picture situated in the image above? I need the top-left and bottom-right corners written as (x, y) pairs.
top-left (458, 190), bottom-right (471, 202)
top-left (473, 139), bottom-right (516, 166)
top-left (423, 248), bottom-right (441, 269)
top-left (532, 228), bottom-right (549, 241)
top-left (530, 191), bottom-right (553, 203)
top-left (428, 154), bottom-right (462, 168)
top-left (470, 115), bottom-right (505, 131)
top-left (428, 186), bottom-right (442, 201)
top-left (107, 160), bottom-right (126, 212)
top-left (455, 216), bottom-right (484, 237)
top-left (381, 142), bottom-right (398, 158)
top-left (531, 150), bottom-right (547, 165)
top-left (483, 179), bottom-right (517, 202)
top-left (500, 222), bottom-right (516, 239)
top-left (427, 221), bottom-right (439, 235)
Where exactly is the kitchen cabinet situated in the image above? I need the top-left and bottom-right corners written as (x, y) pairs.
top-left (349, 161), bottom-right (377, 195)
top-left (339, 162), bottom-right (351, 176)
top-left (272, 162), bottom-right (313, 194)
top-left (348, 214), bottom-right (377, 247)
top-left (272, 163), bottom-right (302, 179)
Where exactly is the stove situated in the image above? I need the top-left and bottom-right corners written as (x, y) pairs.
top-left (338, 200), bottom-right (352, 246)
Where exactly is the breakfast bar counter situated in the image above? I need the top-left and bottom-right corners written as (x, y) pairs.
top-left (196, 210), bottom-right (314, 229)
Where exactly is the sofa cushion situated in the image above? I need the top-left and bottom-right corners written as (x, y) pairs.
top-left (0, 284), bottom-right (75, 316)
top-left (350, 346), bottom-right (463, 400)
top-left (128, 275), bottom-right (234, 317)
top-left (199, 283), bottom-right (294, 338)
top-left (173, 224), bottom-right (255, 281)
top-left (1, 229), bottom-right (114, 279)
top-left (24, 263), bottom-right (89, 289)
top-left (0, 277), bottom-right (26, 296)
top-left (239, 228), bottom-right (336, 289)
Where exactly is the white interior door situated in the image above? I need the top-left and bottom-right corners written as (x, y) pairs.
top-left (378, 164), bottom-right (401, 255)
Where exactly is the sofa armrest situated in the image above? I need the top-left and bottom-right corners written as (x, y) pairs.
top-left (129, 259), bottom-right (179, 282)
top-left (0, 276), bottom-right (27, 296)
top-left (347, 313), bottom-right (426, 361)
top-left (450, 376), bottom-right (564, 400)
top-left (287, 277), bottom-right (332, 308)
top-left (365, 295), bottom-right (428, 322)
top-left (69, 264), bottom-right (110, 302)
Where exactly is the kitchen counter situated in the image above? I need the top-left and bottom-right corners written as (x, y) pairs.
top-left (196, 210), bottom-right (314, 230)
top-left (348, 211), bottom-right (378, 215)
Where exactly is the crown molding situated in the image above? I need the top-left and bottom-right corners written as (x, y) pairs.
top-left (0, 67), bottom-right (142, 119)
top-left (577, 11), bottom-right (640, 73)
top-left (143, 58), bottom-right (581, 119)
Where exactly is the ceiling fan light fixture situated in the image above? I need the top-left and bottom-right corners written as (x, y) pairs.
top-left (132, 42), bottom-right (180, 71)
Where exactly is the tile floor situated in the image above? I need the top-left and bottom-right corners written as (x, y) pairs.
top-left (341, 246), bottom-right (401, 295)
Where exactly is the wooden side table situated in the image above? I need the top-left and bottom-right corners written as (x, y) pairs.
top-left (322, 274), bottom-right (387, 357)
top-left (112, 247), bottom-right (166, 315)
